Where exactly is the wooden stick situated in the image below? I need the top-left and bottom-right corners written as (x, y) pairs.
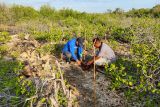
top-left (93, 40), bottom-right (96, 107)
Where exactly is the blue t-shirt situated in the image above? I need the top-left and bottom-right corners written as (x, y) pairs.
top-left (62, 38), bottom-right (83, 61)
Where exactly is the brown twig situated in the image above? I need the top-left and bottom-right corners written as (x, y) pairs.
top-left (93, 37), bottom-right (96, 107)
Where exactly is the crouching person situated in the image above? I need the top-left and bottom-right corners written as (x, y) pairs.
top-left (87, 37), bottom-right (116, 66)
top-left (62, 37), bottom-right (84, 65)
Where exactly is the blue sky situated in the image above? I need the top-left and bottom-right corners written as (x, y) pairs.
top-left (1, 0), bottom-right (159, 13)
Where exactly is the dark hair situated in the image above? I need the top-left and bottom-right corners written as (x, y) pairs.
top-left (92, 37), bottom-right (100, 43)
top-left (77, 37), bottom-right (84, 47)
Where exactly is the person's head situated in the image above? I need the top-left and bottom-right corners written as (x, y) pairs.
top-left (76, 37), bottom-right (84, 47)
top-left (92, 37), bottom-right (101, 48)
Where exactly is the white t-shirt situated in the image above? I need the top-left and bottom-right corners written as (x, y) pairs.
top-left (97, 43), bottom-right (116, 60)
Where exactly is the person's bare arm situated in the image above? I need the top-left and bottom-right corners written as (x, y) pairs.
top-left (87, 56), bottom-right (100, 65)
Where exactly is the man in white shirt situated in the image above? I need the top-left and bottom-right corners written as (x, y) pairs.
top-left (87, 37), bottom-right (116, 66)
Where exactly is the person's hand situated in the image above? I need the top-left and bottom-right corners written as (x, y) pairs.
top-left (87, 61), bottom-right (92, 66)
top-left (76, 60), bottom-right (81, 65)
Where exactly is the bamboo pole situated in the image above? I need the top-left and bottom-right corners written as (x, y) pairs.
top-left (93, 33), bottom-right (96, 107)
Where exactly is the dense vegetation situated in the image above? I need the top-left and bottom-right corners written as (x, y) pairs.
top-left (0, 3), bottom-right (160, 106)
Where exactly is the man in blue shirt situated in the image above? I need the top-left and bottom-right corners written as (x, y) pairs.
top-left (62, 37), bottom-right (84, 65)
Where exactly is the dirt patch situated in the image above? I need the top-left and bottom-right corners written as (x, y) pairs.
top-left (62, 63), bottom-right (127, 107)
